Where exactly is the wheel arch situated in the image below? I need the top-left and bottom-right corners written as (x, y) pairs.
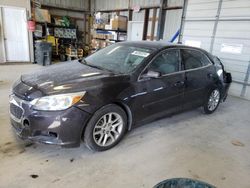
top-left (81, 102), bottom-right (133, 141)
top-left (112, 101), bottom-right (133, 131)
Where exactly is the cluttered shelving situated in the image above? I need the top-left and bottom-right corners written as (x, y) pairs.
top-left (31, 5), bottom-right (88, 66)
top-left (91, 13), bottom-right (128, 53)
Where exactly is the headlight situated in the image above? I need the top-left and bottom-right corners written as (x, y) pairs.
top-left (30, 91), bottom-right (86, 111)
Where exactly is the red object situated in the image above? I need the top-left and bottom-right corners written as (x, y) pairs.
top-left (27, 20), bottom-right (36, 32)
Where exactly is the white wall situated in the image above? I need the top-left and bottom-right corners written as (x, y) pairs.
top-left (0, 0), bottom-right (34, 63)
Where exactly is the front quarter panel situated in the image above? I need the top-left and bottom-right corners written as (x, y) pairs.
top-left (75, 76), bottom-right (131, 114)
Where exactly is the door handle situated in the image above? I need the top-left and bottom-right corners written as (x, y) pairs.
top-left (174, 81), bottom-right (185, 87)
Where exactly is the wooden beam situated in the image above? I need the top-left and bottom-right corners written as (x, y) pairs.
top-left (51, 14), bottom-right (88, 21)
top-left (85, 14), bottom-right (88, 45)
top-left (97, 8), bottom-right (130, 13)
top-left (163, 6), bottom-right (183, 10)
top-left (142, 9), bottom-right (150, 40)
top-left (96, 5), bottom-right (182, 13)
top-left (41, 4), bottom-right (90, 13)
top-left (147, 36), bottom-right (157, 40)
top-left (128, 9), bottom-right (133, 21)
top-left (149, 17), bottom-right (159, 22)
top-left (150, 8), bottom-right (157, 41)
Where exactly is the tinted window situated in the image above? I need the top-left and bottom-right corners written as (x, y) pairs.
top-left (213, 56), bottom-right (222, 66)
top-left (181, 49), bottom-right (211, 70)
top-left (147, 50), bottom-right (180, 75)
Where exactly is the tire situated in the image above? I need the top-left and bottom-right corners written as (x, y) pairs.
top-left (203, 88), bottom-right (221, 114)
top-left (84, 104), bottom-right (127, 151)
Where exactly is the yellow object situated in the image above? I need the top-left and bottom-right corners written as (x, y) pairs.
top-left (47, 35), bottom-right (56, 46)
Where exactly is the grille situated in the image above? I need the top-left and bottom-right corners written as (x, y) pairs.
top-left (10, 103), bottom-right (23, 119)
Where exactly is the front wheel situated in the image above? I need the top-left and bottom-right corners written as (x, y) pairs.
top-left (84, 104), bottom-right (127, 151)
top-left (203, 88), bottom-right (221, 114)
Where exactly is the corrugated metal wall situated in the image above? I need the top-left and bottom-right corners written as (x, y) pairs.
top-left (130, 0), bottom-right (161, 7)
top-left (94, 0), bottom-right (161, 11)
top-left (181, 0), bottom-right (250, 100)
top-left (37, 0), bottom-right (89, 11)
top-left (94, 0), bottom-right (129, 10)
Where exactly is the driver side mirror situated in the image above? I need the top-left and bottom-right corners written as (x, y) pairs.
top-left (141, 70), bottom-right (161, 79)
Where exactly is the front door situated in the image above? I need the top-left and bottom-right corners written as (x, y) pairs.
top-left (1, 7), bottom-right (30, 62)
top-left (130, 49), bottom-right (185, 124)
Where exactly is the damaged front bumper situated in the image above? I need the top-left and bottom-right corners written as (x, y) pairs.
top-left (10, 94), bottom-right (91, 148)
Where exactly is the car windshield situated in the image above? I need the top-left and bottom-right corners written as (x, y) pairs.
top-left (84, 44), bottom-right (153, 74)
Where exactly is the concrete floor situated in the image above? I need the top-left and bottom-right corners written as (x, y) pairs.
top-left (0, 64), bottom-right (250, 188)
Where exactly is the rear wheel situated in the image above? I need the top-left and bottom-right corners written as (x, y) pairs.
top-left (204, 88), bottom-right (221, 114)
top-left (84, 104), bottom-right (127, 151)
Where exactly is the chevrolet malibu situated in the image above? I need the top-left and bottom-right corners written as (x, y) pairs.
top-left (10, 41), bottom-right (232, 151)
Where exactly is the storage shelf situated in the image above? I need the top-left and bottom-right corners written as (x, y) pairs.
top-left (93, 37), bottom-right (125, 42)
top-left (36, 21), bottom-right (76, 29)
top-left (96, 28), bottom-right (127, 33)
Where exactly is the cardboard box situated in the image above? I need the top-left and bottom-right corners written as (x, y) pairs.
top-left (91, 39), bottom-right (99, 49)
top-left (93, 23), bottom-right (105, 29)
top-left (111, 16), bottom-right (127, 31)
top-left (100, 41), bottom-right (107, 48)
top-left (107, 34), bottom-right (114, 40)
top-left (105, 24), bottom-right (112, 30)
top-left (35, 8), bottom-right (51, 23)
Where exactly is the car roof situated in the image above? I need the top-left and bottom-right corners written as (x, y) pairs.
top-left (118, 41), bottom-right (214, 59)
top-left (119, 41), bottom-right (185, 50)
top-left (119, 41), bottom-right (211, 54)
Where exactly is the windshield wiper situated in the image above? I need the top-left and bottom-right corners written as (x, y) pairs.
top-left (80, 58), bottom-right (88, 65)
top-left (80, 59), bottom-right (112, 72)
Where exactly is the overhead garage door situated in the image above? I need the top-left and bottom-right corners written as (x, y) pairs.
top-left (180, 0), bottom-right (250, 100)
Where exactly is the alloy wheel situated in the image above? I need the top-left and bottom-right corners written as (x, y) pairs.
top-left (207, 89), bottom-right (220, 111)
top-left (93, 112), bottom-right (124, 147)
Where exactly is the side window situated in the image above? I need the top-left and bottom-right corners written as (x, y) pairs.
top-left (181, 49), bottom-right (211, 70)
top-left (147, 50), bottom-right (180, 75)
top-left (213, 56), bottom-right (222, 66)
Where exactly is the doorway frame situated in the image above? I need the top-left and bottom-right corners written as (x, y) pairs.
top-left (0, 5), bottom-right (30, 63)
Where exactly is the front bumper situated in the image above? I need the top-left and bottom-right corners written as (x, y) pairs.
top-left (10, 95), bottom-right (91, 148)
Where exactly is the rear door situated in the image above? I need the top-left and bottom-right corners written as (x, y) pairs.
top-left (181, 49), bottom-right (215, 109)
top-left (130, 49), bottom-right (185, 123)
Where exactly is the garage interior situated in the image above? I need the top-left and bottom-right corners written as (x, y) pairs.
top-left (0, 0), bottom-right (250, 187)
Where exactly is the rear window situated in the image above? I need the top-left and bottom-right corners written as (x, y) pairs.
top-left (181, 49), bottom-right (211, 70)
top-left (213, 56), bottom-right (222, 66)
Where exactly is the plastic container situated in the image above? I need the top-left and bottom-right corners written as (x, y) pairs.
top-left (35, 42), bottom-right (52, 66)
top-left (153, 178), bottom-right (216, 188)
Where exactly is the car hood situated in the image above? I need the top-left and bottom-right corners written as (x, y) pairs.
top-left (21, 60), bottom-right (127, 95)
